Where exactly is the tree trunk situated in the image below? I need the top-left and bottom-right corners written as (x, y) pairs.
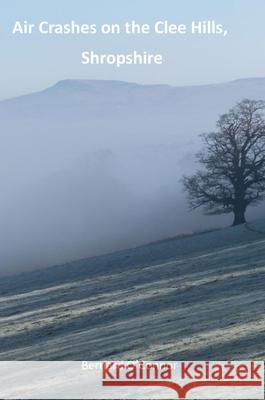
top-left (232, 205), bottom-right (246, 226)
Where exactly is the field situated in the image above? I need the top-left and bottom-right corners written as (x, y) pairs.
top-left (1, 221), bottom-right (265, 361)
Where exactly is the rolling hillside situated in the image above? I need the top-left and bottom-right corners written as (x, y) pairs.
top-left (1, 220), bottom-right (265, 361)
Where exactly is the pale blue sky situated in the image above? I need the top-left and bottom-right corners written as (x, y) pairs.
top-left (1, 0), bottom-right (265, 99)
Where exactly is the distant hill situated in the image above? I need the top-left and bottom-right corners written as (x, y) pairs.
top-left (1, 78), bottom-right (265, 274)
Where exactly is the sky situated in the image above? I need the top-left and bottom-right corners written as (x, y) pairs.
top-left (1, 0), bottom-right (265, 100)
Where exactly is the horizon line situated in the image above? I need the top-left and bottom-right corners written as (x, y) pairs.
top-left (1, 75), bottom-right (265, 103)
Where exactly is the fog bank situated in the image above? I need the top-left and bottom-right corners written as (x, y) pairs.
top-left (1, 78), bottom-right (265, 276)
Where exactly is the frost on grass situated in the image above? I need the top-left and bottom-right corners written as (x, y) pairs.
top-left (0, 222), bottom-right (265, 360)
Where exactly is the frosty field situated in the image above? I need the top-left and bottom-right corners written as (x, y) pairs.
top-left (0, 220), bottom-right (265, 361)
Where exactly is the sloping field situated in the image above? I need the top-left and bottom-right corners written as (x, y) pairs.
top-left (0, 221), bottom-right (265, 361)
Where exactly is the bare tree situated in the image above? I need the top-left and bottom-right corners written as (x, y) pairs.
top-left (183, 99), bottom-right (265, 225)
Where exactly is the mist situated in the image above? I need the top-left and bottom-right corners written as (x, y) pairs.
top-left (1, 78), bottom-right (265, 276)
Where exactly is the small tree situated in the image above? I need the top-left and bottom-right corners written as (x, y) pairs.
top-left (183, 99), bottom-right (265, 226)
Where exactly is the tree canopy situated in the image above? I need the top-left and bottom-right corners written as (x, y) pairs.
top-left (183, 99), bottom-right (265, 225)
